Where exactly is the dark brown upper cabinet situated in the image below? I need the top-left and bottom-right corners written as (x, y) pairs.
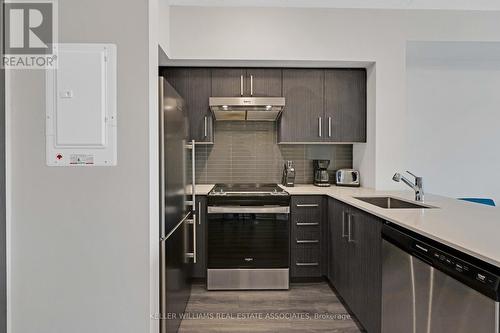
top-left (244, 68), bottom-right (282, 97)
top-left (278, 69), bottom-right (325, 143)
top-left (211, 68), bottom-right (246, 97)
top-left (211, 68), bottom-right (282, 97)
top-left (278, 68), bottom-right (367, 143)
top-left (324, 69), bottom-right (366, 142)
top-left (163, 67), bottom-right (366, 144)
top-left (162, 67), bottom-right (213, 143)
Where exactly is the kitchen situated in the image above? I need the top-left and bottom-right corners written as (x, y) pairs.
top-left (4, 1), bottom-right (500, 333)
top-left (159, 63), bottom-right (500, 332)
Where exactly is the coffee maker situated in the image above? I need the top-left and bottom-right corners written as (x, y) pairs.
top-left (281, 160), bottom-right (296, 187)
top-left (313, 160), bottom-right (330, 187)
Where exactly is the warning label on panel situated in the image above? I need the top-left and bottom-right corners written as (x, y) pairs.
top-left (70, 154), bottom-right (95, 165)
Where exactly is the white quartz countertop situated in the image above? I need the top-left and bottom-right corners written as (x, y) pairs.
top-left (280, 184), bottom-right (500, 268)
top-left (192, 183), bottom-right (500, 267)
top-left (186, 184), bottom-right (215, 195)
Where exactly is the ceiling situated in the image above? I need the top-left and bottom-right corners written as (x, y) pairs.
top-left (168, 0), bottom-right (500, 11)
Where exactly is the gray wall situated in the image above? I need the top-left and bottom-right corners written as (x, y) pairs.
top-left (8, 0), bottom-right (152, 332)
top-left (194, 122), bottom-right (352, 184)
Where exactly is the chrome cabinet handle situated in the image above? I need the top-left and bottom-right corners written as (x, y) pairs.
top-left (341, 211), bottom-right (348, 239)
top-left (204, 116), bottom-right (207, 137)
top-left (240, 75), bottom-right (244, 96)
top-left (296, 203), bottom-right (319, 208)
top-left (296, 262), bottom-right (319, 267)
top-left (250, 74), bottom-right (254, 96)
top-left (296, 222), bottom-right (319, 226)
top-left (296, 239), bottom-right (319, 244)
top-left (318, 117), bottom-right (322, 137)
top-left (328, 117), bottom-right (332, 137)
top-left (348, 214), bottom-right (354, 243)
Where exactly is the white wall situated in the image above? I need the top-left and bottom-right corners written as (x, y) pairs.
top-left (407, 41), bottom-right (500, 203)
top-left (166, 6), bottom-right (500, 190)
top-left (159, 0), bottom-right (171, 55)
top-left (6, 0), bottom-right (159, 332)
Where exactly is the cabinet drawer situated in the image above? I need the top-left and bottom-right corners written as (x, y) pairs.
top-left (291, 196), bottom-right (323, 221)
top-left (292, 264), bottom-right (321, 278)
top-left (292, 242), bottom-right (320, 262)
top-left (292, 242), bottom-right (321, 278)
top-left (292, 196), bottom-right (322, 209)
top-left (294, 224), bottom-right (320, 240)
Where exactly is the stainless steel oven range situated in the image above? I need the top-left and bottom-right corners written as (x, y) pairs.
top-left (207, 183), bottom-right (290, 290)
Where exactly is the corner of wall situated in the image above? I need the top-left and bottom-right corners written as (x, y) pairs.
top-left (149, 0), bottom-right (160, 332)
top-left (353, 63), bottom-right (376, 189)
top-left (158, 0), bottom-right (171, 60)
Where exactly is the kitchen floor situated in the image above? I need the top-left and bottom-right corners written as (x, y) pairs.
top-left (178, 282), bottom-right (362, 332)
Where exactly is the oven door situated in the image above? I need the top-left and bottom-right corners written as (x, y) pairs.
top-left (207, 205), bottom-right (290, 269)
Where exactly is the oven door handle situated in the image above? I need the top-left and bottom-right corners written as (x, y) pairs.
top-left (207, 206), bottom-right (290, 214)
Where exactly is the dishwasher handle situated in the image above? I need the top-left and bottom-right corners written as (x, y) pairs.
top-left (411, 251), bottom-right (433, 266)
top-left (383, 224), bottom-right (432, 263)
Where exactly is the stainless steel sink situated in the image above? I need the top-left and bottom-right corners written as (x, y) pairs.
top-left (354, 196), bottom-right (434, 209)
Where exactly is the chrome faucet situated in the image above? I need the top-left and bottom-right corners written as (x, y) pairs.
top-left (393, 171), bottom-right (424, 201)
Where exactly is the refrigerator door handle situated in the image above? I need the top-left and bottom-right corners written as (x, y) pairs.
top-left (198, 202), bottom-right (202, 225)
top-left (190, 139), bottom-right (196, 263)
top-left (188, 214), bottom-right (196, 263)
top-left (191, 139), bottom-right (196, 207)
top-left (160, 212), bottom-right (192, 242)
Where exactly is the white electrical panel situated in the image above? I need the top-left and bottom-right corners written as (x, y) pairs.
top-left (46, 44), bottom-right (117, 166)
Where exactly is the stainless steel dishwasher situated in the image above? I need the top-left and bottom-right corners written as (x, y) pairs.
top-left (382, 223), bottom-right (500, 333)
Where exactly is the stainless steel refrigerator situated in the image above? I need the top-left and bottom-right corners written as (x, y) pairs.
top-left (159, 77), bottom-right (195, 333)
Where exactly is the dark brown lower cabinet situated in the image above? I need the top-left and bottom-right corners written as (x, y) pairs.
top-left (192, 196), bottom-right (207, 279)
top-left (290, 196), bottom-right (325, 278)
top-left (328, 198), bottom-right (350, 296)
top-left (328, 198), bottom-right (382, 333)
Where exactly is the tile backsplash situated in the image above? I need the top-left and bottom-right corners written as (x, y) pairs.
top-left (192, 122), bottom-right (352, 184)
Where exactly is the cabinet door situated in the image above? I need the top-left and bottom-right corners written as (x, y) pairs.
top-left (211, 68), bottom-right (245, 97)
top-left (192, 196), bottom-right (207, 279)
top-left (348, 208), bottom-right (382, 333)
top-left (328, 199), bottom-right (351, 301)
top-left (327, 198), bottom-right (336, 283)
top-left (324, 69), bottom-right (366, 142)
top-left (278, 69), bottom-right (324, 143)
top-left (245, 68), bottom-right (282, 97)
top-left (162, 68), bottom-right (213, 143)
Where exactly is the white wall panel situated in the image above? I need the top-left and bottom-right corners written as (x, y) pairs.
top-left (166, 7), bottom-right (500, 190)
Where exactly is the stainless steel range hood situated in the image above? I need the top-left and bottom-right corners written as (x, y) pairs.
top-left (209, 97), bottom-right (285, 121)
